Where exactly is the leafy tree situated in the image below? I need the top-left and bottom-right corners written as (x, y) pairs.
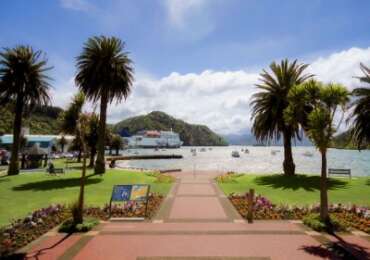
top-left (0, 46), bottom-right (51, 175)
top-left (110, 134), bottom-right (123, 155)
top-left (84, 113), bottom-right (99, 167)
top-left (350, 63), bottom-right (370, 149)
top-left (76, 36), bottom-right (134, 174)
top-left (105, 127), bottom-right (114, 155)
top-left (251, 59), bottom-right (313, 176)
top-left (285, 80), bottom-right (349, 222)
top-left (59, 92), bottom-right (85, 134)
top-left (59, 92), bottom-right (85, 162)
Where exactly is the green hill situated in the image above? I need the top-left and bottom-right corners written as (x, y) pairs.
top-left (331, 130), bottom-right (369, 150)
top-left (0, 105), bottom-right (62, 135)
top-left (113, 111), bottom-right (228, 146)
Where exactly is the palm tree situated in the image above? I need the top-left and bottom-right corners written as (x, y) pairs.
top-left (59, 92), bottom-right (85, 162)
top-left (110, 134), bottom-right (123, 155)
top-left (251, 59), bottom-right (313, 176)
top-left (350, 63), bottom-right (370, 149)
top-left (58, 135), bottom-right (67, 153)
top-left (85, 112), bottom-right (99, 167)
top-left (74, 113), bottom-right (89, 224)
top-left (286, 80), bottom-right (349, 223)
top-left (75, 36), bottom-right (134, 174)
top-left (0, 46), bottom-right (51, 175)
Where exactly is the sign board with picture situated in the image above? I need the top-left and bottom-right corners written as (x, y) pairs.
top-left (109, 184), bottom-right (151, 218)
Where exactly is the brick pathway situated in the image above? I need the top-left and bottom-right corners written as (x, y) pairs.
top-left (23, 171), bottom-right (370, 260)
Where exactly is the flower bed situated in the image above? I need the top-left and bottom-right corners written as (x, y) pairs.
top-left (0, 193), bottom-right (164, 257)
top-left (84, 193), bottom-right (164, 219)
top-left (0, 204), bottom-right (69, 257)
top-left (229, 193), bottom-right (370, 233)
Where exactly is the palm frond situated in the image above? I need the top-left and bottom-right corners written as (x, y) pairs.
top-left (0, 45), bottom-right (51, 108)
top-left (251, 59), bottom-right (313, 142)
top-left (75, 36), bottom-right (134, 104)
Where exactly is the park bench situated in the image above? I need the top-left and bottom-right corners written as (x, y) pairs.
top-left (328, 168), bottom-right (351, 179)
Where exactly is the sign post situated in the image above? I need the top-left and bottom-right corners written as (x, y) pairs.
top-left (109, 184), bottom-right (151, 218)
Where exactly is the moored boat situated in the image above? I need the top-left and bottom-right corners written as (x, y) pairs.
top-left (231, 151), bottom-right (240, 158)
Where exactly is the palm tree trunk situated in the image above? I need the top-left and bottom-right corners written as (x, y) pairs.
top-left (95, 93), bottom-right (108, 174)
top-left (8, 98), bottom-right (23, 175)
top-left (320, 150), bottom-right (329, 222)
top-left (77, 142), bottom-right (87, 224)
top-left (282, 129), bottom-right (295, 176)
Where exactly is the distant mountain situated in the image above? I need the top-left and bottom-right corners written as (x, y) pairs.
top-left (224, 132), bottom-right (313, 146)
top-left (0, 105), bottom-right (62, 135)
top-left (113, 111), bottom-right (228, 146)
top-left (331, 130), bottom-right (369, 149)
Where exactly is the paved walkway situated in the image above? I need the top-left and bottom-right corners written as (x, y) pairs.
top-left (23, 171), bottom-right (370, 260)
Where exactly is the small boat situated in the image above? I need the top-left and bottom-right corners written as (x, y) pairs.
top-left (303, 151), bottom-right (314, 157)
top-left (231, 151), bottom-right (240, 158)
top-left (244, 148), bottom-right (249, 154)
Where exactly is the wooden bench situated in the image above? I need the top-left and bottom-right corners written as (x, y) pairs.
top-left (328, 168), bottom-right (351, 179)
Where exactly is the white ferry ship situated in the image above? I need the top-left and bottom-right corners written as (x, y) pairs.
top-left (124, 130), bottom-right (183, 148)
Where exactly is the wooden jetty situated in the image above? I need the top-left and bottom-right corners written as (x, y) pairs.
top-left (106, 154), bottom-right (183, 161)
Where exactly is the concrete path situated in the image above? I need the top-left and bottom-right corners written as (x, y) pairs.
top-left (24, 171), bottom-right (370, 260)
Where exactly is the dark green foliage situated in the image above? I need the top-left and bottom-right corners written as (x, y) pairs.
top-left (331, 130), bottom-right (360, 149)
top-left (75, 36), bottom-right (134, 174)
top-left (59, 92), bottom-right (85, 135)
top-left (350, 63), bottom-right (370, 149)
top-left (58, 217), bottom-right (99, 233)
top-left (110, 134), bottom-right (123, 155)
top-left (75, 36), bottom-right (134, 104)
top-left (0, 46), bottom-right (52, 175)
top-left (113, 111), bottom-right (228, 146)
top-left (251, 59), bottom-right (313, 176)
top-left (251, 59), bottom-right (313, 142)
top-left (0, 105), bottom-right (62, 134)
top-left (303, 213), bottom-right (348, 232)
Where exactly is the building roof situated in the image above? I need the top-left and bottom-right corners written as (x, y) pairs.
top-left (0, 135), bottom-right (57, 144)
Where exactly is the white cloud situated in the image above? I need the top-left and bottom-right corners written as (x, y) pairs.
top-left (59, 0), bottom-right (95, 12)
top-left (51, 46), bottom-right (370, 135)
top-left (165, 0), bottom-right (209, 28)
top-left (309, 47), bottom-right (370, 89)
top-left (163, 0), bottom-right (217, 42)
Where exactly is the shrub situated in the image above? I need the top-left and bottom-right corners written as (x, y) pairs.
top-left (58, 217), bottom-right (99, 233)
top-left (215, 172), bottom-right (243, 183)
top-left (155, 174), bottom-right (175, 183)
top-left (303, 213), bottom-right (348, 232)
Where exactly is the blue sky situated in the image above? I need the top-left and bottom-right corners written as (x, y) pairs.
top-left (1, 0), bottom-right (370, 134)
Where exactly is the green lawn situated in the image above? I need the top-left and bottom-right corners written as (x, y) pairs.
top-left (0, 168), bottom-right (172, 227)
top-left (218, 174), bottom-right (370, 206)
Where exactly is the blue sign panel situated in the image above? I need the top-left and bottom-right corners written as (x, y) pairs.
top-left (111, 185), bottom-right (133, 201)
